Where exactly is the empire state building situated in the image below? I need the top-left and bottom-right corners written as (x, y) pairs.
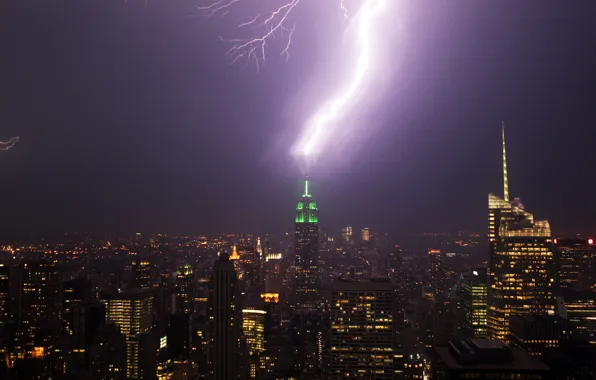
top-left (294, 177), bottom-right (319, 311)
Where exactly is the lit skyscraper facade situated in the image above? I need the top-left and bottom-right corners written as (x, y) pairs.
top-left (103, 292), bottom-right (154, 379)
top-left (341, 226), bottom-right (353, 244)
top-left (176, 264), bottom-right (193, 314)
top-left (428, 248), bottom-right (446, 299)
top-left (488, 123), bottom-right (555, 342)
top-left (361, 228), bottom-right (370, 242)
top-left (294, 177), bottom-right (319, 311)
top-left (242, 308), bottom-right (266, 378)
top-left (131, 260), bottom-right (152, 291)
top-left (462, 268), bottom-right (488, 339)
top-left (328, 279), bottom-right (396, 379)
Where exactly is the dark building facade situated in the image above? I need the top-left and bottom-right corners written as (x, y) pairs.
top-left (433, 339), bottom-right (550, 380)
top-left (210, 254), bottom-right (239, 380)
top-left (0, 264), bottom-right (9, 325)
top-left (555, 238), bottom-right (596, 291)
top-left (17, 260), bottom-right (60, 347)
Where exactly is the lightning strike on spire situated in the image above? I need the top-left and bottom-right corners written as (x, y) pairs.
top-left (0, 137), bottom-right (19, 151)
top-left (293, 0), bottom-right (390, 159)
top-left (198, 0), bottom-right (401, 167)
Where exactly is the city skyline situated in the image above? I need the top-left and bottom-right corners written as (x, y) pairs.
top-left (1, 2), bottom-right (595, 379)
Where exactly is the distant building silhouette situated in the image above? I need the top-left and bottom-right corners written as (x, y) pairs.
top-left (209, 253), bottom-right (239, 380)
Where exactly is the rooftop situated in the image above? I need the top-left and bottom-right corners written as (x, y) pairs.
top-left (435, 339), bottom-right (550, 372)
top-left (330, 278), bottom-right (394, 291)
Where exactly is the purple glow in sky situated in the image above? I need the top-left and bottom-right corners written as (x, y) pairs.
top-left (198, 0), bottom-right (404, 169)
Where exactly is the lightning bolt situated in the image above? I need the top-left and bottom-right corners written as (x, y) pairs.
top-left (293, 0), bottom-right (389, 159)
top-left (198, 0), bottom-right (398, 165)
top-left (0, 137), bottom-right (19, 151)
top-left (197, 0), bottom-right (350, 70)
top-left (340, 0), bottom-right (349, 19)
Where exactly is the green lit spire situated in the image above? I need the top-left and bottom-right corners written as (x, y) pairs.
top-left (304, 178), bottom-right (309, 197)
top-left (295, 176), bottom-right (318, 223)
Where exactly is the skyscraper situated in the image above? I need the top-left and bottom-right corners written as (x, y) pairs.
top-left (0, 264), bottom-right (9, 325)
top-left (72, 301), bottom-right (106, 371)
top-left (361, 228), bottom-right (370, 242)
top-left (428, 248), bottom-right (446, 299)
top-left (103, 291), bottom-right (154, 379)
top-left (487, 123), bottom-right (556, 342)
top-left (328, 279), bottom-right (396, 379)
top-left (63, 277), bottom-right (90, 335)
top-left (210, 253), bottom-right (239, 380)
top-left (176, 264), bottom-right (193, 315)
top-left (131, 260), bottom-right (152, 291)
top-left (555, 238), bottom-right (596, 291)
top-left (17, 260), bottom-right (60, 346)
top-left (294, 177), bottom-right (319, 311)
top-left (341, 226), bottom-right (353, 245)
top-left (461, 268), bottom-right (488, 339)
top-left (242, 308), bottom-right (266, 379)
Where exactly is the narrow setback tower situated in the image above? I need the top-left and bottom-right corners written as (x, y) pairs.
top-left (294, 176), bottom-right (319, 312)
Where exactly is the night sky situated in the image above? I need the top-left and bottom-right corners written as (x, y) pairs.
top-left (1, 1), bottom-right (595, 238)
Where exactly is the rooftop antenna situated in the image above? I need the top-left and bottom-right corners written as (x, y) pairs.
top-left (502, 121), bottom-right (509, 202)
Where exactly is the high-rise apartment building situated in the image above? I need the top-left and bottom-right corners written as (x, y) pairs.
top-left (488, 123), bottom-right (556, 342)
top-left (461, 268), bottom-right (488, 339)
top-left (0, 264), bottom-right (9, 325)
top-left (429, 248), bottom-right (446, 299)
top-left (131, 260), bottom-right (152, 291)
top-left (176, 264), bottom-right (193, 314)
top-left (210, 253), bottom-right (239, 380)
top-left (103, 291), bottom-right (154, 379)
top-left (328, 279), bottom-right (396, 379)
top-left (361, 228), bottom-right (370, 242)
top-left (341, 226), bottom-right (353, 244)
top-left (555, 238), bottom-right (596, 291)
top-left (294, 177), bottom-right (319, 311)
top-left (63, 277), bottom-right (90, 335)
top-left (17, 260), bottom-right (60, 346)
top-left (559, 290), bottom-right (596, 344)
top-left (242, 308), bottom-right (266, 378)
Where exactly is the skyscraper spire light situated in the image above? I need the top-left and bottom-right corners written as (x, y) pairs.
top-left (304, 176), bottom-right (310, 197)
top-left (502, 121), bottom-right (509, 202)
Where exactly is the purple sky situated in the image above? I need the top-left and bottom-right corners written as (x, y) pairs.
top-left (0, 1), bottom-right (595, 238)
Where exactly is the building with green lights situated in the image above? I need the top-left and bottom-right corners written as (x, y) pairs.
top-left (294, 177), bottom-right (319, 311)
